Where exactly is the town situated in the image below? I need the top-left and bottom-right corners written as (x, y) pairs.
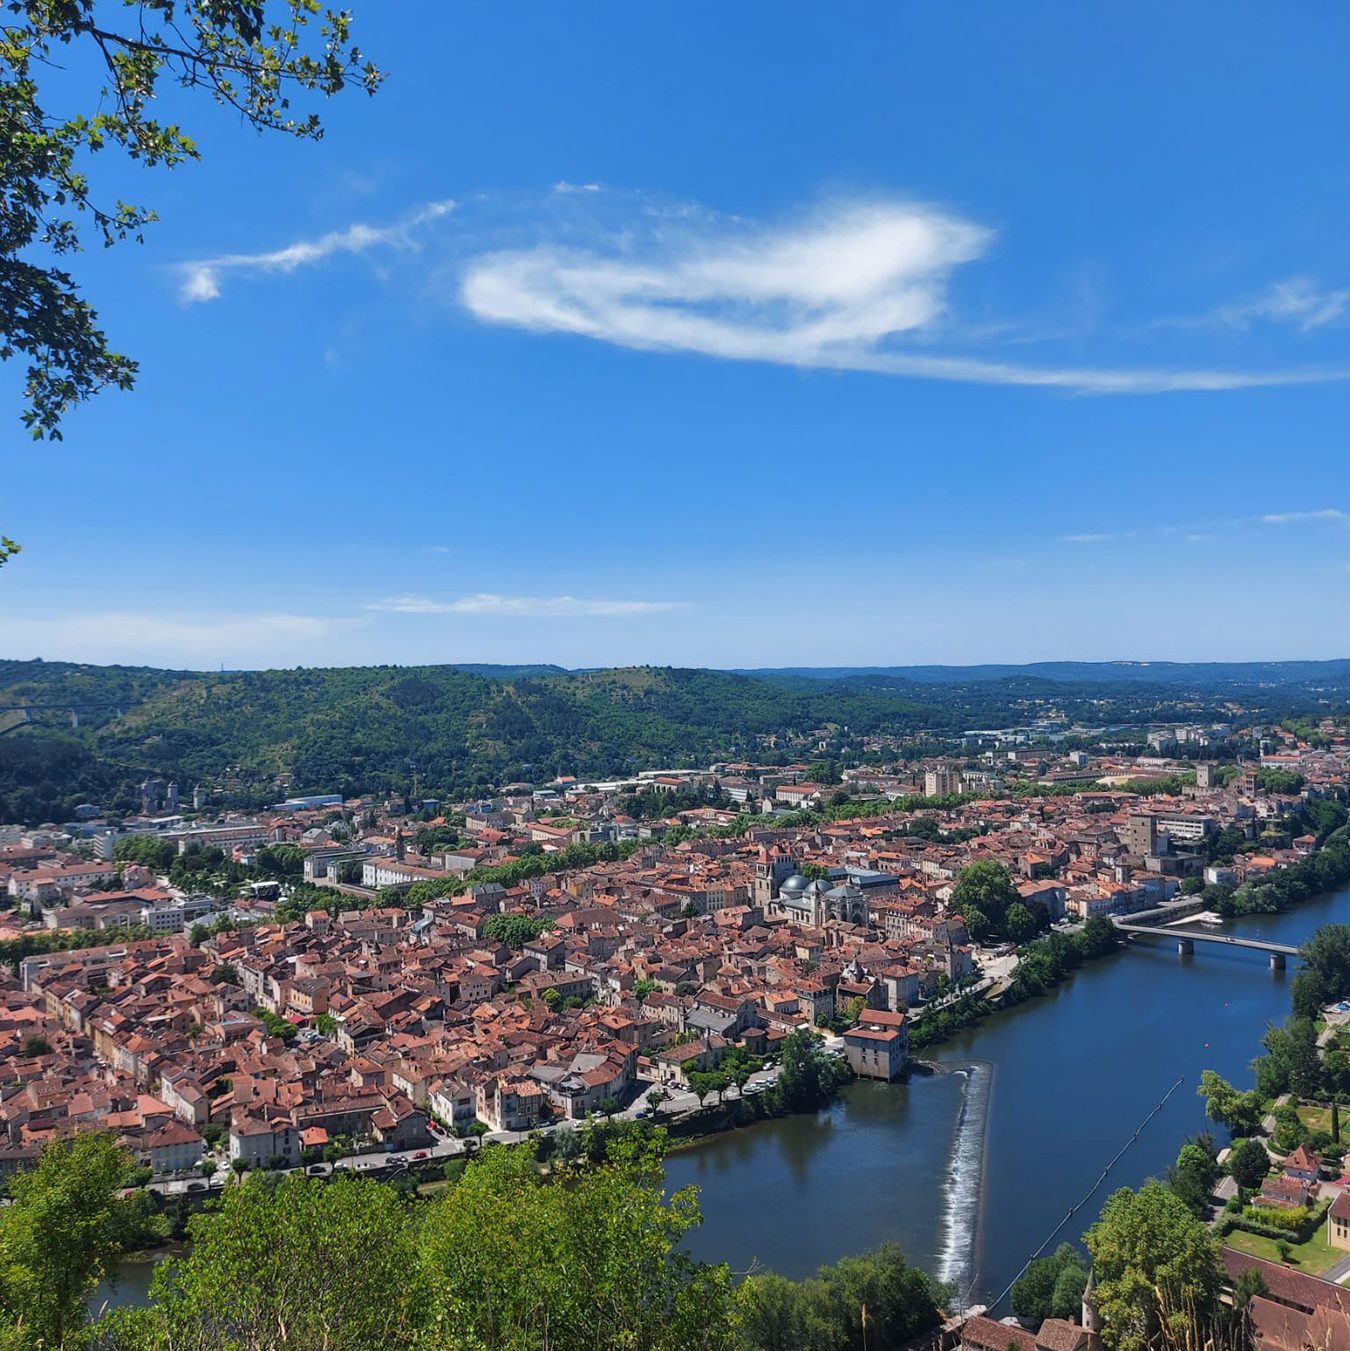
top-left (0, 714), bottom-right (1346, 1188)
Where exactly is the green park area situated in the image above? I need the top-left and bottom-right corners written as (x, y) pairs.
top-left (1223, 1207), bottom-right (1340, 1276)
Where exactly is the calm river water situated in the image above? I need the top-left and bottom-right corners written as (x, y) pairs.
top-left (665, 885), bottom-right (1350, 1306)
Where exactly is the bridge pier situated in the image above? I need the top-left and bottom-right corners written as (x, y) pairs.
top-left (1270, 952), bottom-right (1286, 971)
top-left (1177, 938), bottom-right (1194, 957)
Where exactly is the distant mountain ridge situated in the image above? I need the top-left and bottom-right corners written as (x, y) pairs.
top-left (737, 660), bottom-right (1350, 685)
top-left (0, 655), bottom-right (1346, 824)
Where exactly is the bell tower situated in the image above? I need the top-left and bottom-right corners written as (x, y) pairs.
top-left (1082, 1269), bottom-right (1103, 1351)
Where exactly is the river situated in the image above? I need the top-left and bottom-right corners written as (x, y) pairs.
top-left (664, 884), bottom-right (1350, 1306)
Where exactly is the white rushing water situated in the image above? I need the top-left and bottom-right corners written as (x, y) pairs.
top-left (934, 1061), bottom-right (992, 1297)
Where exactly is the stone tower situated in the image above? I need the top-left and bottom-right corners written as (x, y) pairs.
top-left (752, 847), bottom-right (793, 907)
top-left (1081, 1269), bottom-right (1103, 1351)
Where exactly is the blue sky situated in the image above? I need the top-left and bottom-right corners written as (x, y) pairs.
top-left (4, 2), bottom-right (1350, 670)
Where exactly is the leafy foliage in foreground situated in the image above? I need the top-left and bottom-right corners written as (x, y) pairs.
top-left (736, 1243), bottom-right (947, 1351)
top-left (1, 1125), bottom-right (946, 1351)
top-left (1085, 1181), bottom-right (1221, 1351)
top-left (2, 3), bottom-right (381, 446)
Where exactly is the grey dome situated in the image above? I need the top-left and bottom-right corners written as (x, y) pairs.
top-left (778, 874), bottom-right (809, 897)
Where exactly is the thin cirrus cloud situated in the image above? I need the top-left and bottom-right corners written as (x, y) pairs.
top-left (1260, 509), bottom-right (1348, 525)
top-left (1061, 510), bottom-right (1347, 546)
top-left (459, 197), bottom-right (1350, 395)
top-left (369, 593), bottom-right (689, 618)
top-left (176, 198), bottom-right (456, 302)
top-left (1212, 278), bottom-right (1350, 333)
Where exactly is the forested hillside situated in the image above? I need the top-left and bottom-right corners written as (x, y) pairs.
top-left (0, 657), bottom-right (1345, 823)
top-left (0, 662), bottom-right (934, 818)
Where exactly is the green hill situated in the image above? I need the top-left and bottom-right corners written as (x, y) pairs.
top-left (0, 662), bottom-right (935, 820)
top-left (0, 656), bottom-right (1344, 824)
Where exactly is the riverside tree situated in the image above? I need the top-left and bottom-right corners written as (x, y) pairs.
top-left (1197, 1070), bottom-right (1262, 1136)
top-left (1292, 923), bottom-right (1350, 1020)
top-left (1084, 1180), bottom-right (1220, 1351)
top-left (419, 1134), bottom-right (737, 1351)
top-left (1252, 1017), bottom-right (1321, 1099)
top-left (737, 1242), bottom-right (946, 1351)
top-left (102, 1171), bottom-right (429, 1351)
top-left (1165, 1135), bottom-right (1221, 1217)
top-left (1011, 1244), bottom-right (1089, 1323)
top-left (776, 1029), bottom-right (850, 1113)
top-left (0, 1132), bottom-right (139, 1348)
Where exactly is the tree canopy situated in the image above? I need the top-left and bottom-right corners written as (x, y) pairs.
top-left (0, 1132), bottom-right (139, 1347)
top-left (737, 1243), bottom-right (946, 1351)
top-left (2, 0), bottom-right (382, 455)
top-left (419, 1132), bottom-right (737, 1351)
top-left (775, 1029), bottom-right (850, 1113)
top-left (1084, 1180), bottom-right (1220, 1351)
top-left (1165, 1135), bottom-right (1220, 1218)
top-left (21, 1126), bottom-right (746, 1351)
top-left (1292, 923), bottom-right (1350, 1020)
top-left (1011, 1244), bottom-right (1089, 1323)
top-left (950, 861), bottom-right (1019, 942)
top-left (481, 913), bottom-right (552, 950)
top-left (104, 1170), bottom-right (428, 1351)
top-left (1197, 1070), bottom-right (1262, 1137)
top-left (1225, 1138), bottom-right (1271, 1192)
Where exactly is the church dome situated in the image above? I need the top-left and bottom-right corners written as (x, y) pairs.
top-left (778, 874), bottom-right (809, 897)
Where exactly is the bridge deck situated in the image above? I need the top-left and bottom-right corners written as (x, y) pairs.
top-left (1113, 922), bottom-right (1299, 956)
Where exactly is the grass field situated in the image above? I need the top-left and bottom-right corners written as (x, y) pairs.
top-left (1297, 1104), bottom-right (1336, 1136)
top-left (1224, 1216), bottom-right (1340, 1275)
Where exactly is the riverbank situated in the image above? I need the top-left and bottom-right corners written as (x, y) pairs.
top-left (667, 881), bottom-right (1350, 1301)
top-left (909, 917), bottom-right (1121, 1053)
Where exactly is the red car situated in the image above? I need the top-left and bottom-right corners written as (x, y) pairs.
top-left (414, 1151), bottom-right (428, 1159)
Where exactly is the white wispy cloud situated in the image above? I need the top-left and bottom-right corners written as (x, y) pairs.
top-left (554, 181), bottom-right (603, 194)
top-left (368, 593), bottom-right (688, 617)
top-left (177, 199), bottom-right (456, 302)
top-left (1058, 512), bottom-right (1348, 548)
top-left (1214, 278), bottom-right (1350, 333)
top-left (459, 198), bottom-right (1350, 395)
top-left (1260, 508), bottom-right (1349, 525)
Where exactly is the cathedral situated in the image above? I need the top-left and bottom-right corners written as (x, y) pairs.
top-left (773, 872), bottom-right (868, 928)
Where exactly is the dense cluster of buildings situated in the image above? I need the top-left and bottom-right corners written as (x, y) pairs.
top-left (0, 721), bottom-right (1345, 1179)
